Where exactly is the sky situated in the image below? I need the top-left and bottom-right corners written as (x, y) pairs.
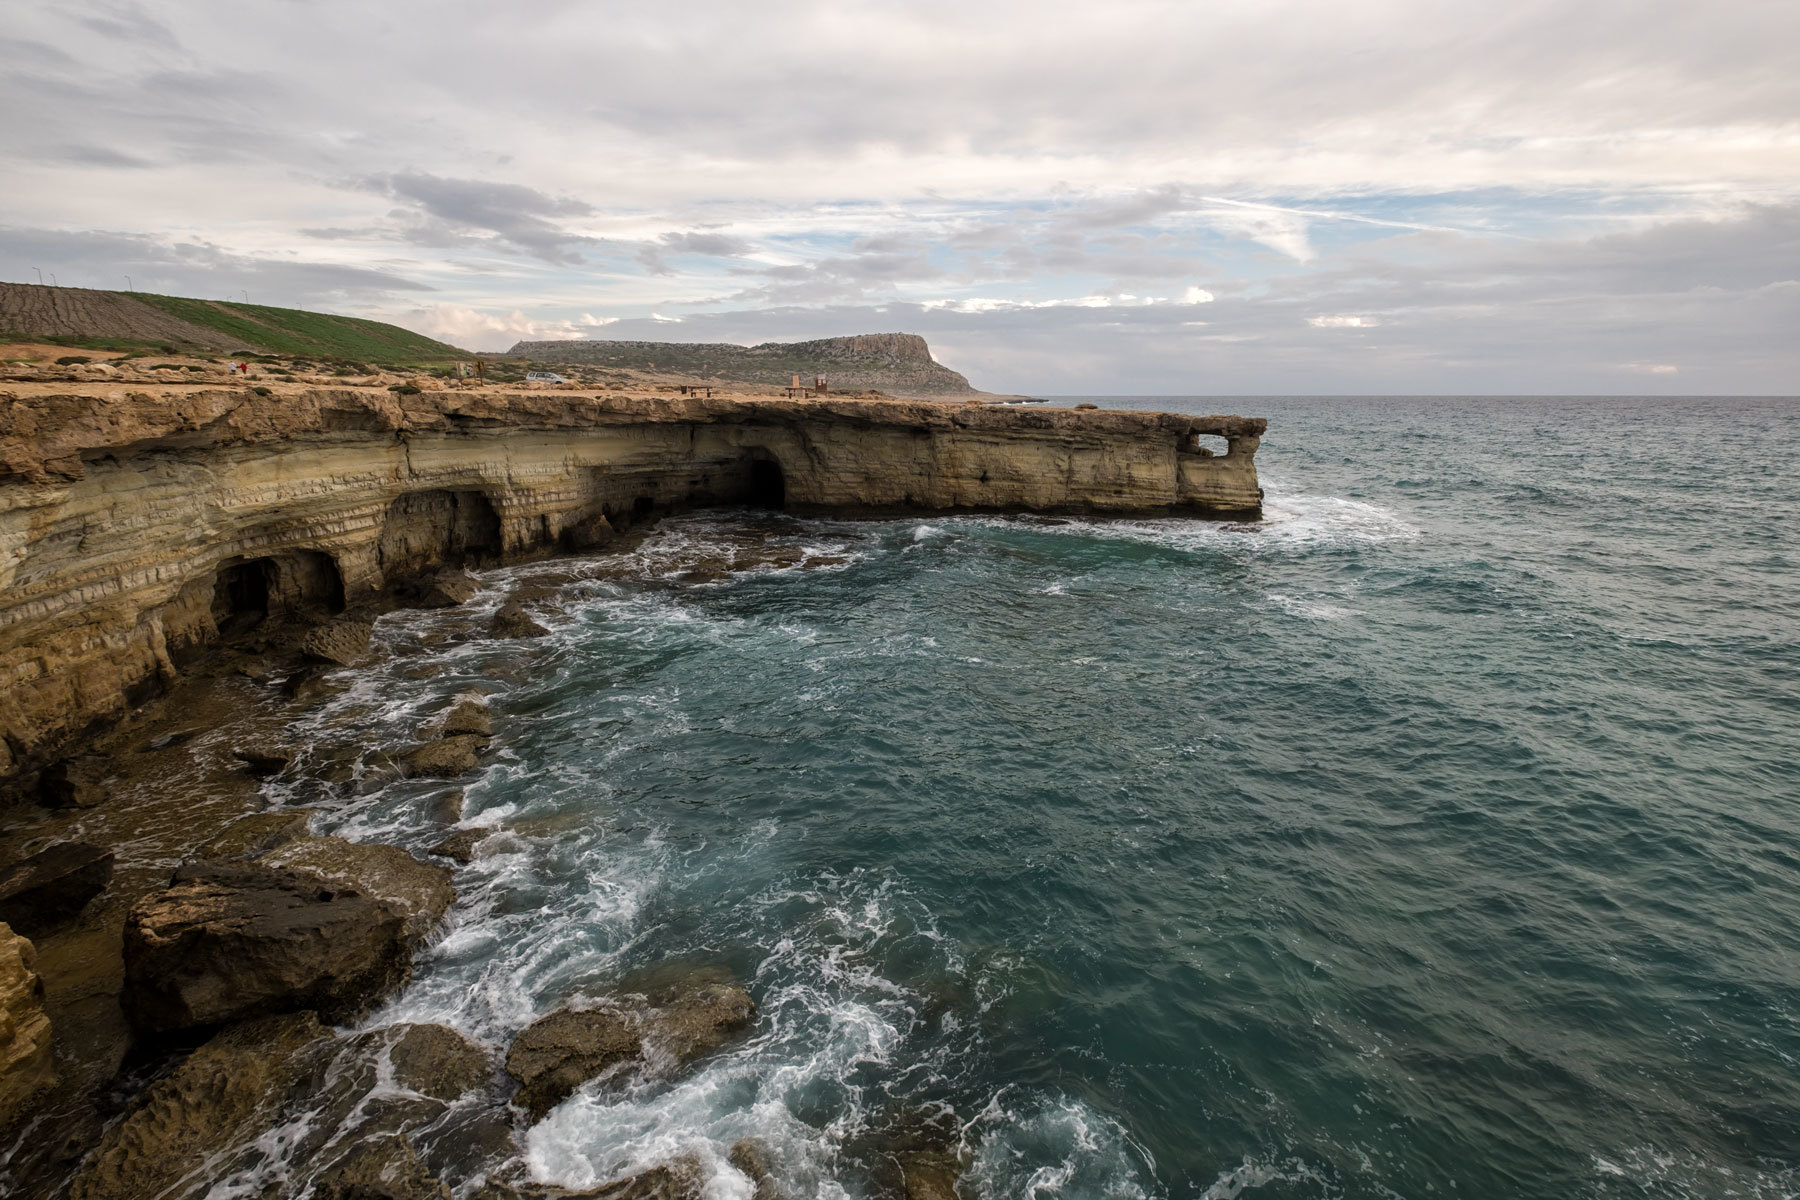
top-left (3, 0), bottom-right (1798, 394)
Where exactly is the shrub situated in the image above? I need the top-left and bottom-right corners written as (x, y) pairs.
top-left (56, 355), bottom-right (92, 365)
top-left (389, 383), bottom-right (421, 396)
top-left (251, 386), bottom-right (272, 396)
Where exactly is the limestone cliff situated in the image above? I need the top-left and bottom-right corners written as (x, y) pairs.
top-left (505, 332), bottom-right (980, 395)
top-left (0, 386), bottom-right (1263, 779)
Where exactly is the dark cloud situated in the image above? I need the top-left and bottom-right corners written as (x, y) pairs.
top-left (360, 172), bottom-right (599, 264)
top-left (637, 229), bottom-right (756, 273)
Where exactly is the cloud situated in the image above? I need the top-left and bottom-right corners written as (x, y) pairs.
top-left (395, 304), bottom-right (618, 351)
top-left (1308, 315), bottom-right (1379, 328)
top-left (360, 172), bottom-right (599, 263)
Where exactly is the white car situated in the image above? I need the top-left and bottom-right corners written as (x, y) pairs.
top-left (525, 371), bottom-right (566, 383)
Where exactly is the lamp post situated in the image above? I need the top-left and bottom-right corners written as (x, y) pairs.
top-left (124, 275), bottom-right (133, 291)
top-left (33, 268), bottom-right (43, 284)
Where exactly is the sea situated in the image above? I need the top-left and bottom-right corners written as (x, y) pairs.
top-left (272, 395), bottom-right (1799, 1199)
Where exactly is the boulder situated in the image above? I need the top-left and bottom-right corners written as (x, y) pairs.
top-left (406, 735), bottom-right (488, 778)
top-left (259, 837), bottom-right (455, 943)
top-left (0, 841), bottom-right (114, 937)
top-left (418, 569), bottom-right (480, 608)
top-left (0, 922), bottom-right (54, 1132)
top-left (122, 839), bottom-right (451, 1032)
top-left (505, 978), bottom-right (756, 1120)
top-left (489, 602), bottom-right (548, 639)
top-left (437, 699), bottom-right (493, 738)
top-left (505, 1007), bottom-right (641, 1119)
top-left (190, 811), bottom-right (313, 862)
top-left (39, 754), bottom-right (111, 808)
top-left (429, 828), bottom-right (492, 866)
top-left (66, 1012), bottom-right (332, 1200)
top-left (233, 743), bottom-right (295, 776)
top-left (303, 620), bottom-right (376, 666)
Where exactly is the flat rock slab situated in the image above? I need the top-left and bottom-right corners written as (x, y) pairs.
top-left (302, 620), bottom-right (375, 666)
top-left (0, 840), bottom-right (114, 937)
top-left (122, 837), bottom-right (453, 1032)
top-left (190, 811), bottom-right (314, 862)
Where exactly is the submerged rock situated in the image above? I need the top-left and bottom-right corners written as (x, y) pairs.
top-left (312, 1134), bottom-right (451, 1200)
top-left (891, 1151), bottom-right (962, 1200)
top-left (190, 811), bottom-right (313, 862)
top-left (490, 601), bottom-right (548, 639)
top-left (303, 620), bottom-right (376, 666)
top-left (406, 734), bottom-right (488, 778)
top-left (233, 742), bottom-right (295, 776)
top-left (729, 1138), bottom-right (781, 1200)
top-left (122, 838), bottom-right (452, 1032)
top-left (429, 827), bottom-right (493, 865)
top-left (0, 922), bottom-right (54, 1132)
top-left (39, 754), bottom-right (112, 808)
top-left (473, 1161), bottom-right (704, 1200)
top-left (0, 840), bottom-right (114, 937)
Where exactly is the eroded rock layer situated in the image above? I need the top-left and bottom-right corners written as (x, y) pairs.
top-left (0, 387), bottom-right (1263, 777)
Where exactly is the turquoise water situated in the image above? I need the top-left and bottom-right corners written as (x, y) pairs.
top-left (293, 396), bottom-right (1799, 1198)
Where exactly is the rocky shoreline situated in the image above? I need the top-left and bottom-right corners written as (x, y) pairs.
top-left (1, 515), bottom-right (976, 1199)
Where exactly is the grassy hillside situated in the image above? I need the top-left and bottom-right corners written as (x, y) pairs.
top-left (131, 293), bottom-right (468, 361)
top-left (506, 333), bottom-right (978, 395)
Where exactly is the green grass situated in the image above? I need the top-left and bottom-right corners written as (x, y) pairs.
top-left (130, 293), bottom-right (469, 363)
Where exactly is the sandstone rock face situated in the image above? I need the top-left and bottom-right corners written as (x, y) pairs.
top-left (505, 979), bottom-right (756, 1119)
top-left (122, 838), bottom-right (453, 1031)
top-left (312, 1135), bottom-right (451, 1200)
top-left (0, 840), bottom-right (114, 936)
top-left (0, 386), bottom-right (1262, 778)
top-left (0, 922), bottom-right (54, 1132)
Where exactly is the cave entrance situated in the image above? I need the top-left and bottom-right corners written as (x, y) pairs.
top-left (212, 558), bottom-right (274, 633)
top-left (746, 457), bottom-right (786, 510)
top-left (378, 490), bottom-right (504, 583)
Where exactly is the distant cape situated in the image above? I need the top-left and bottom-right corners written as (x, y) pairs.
top-left (503, 332), bottom-right (978, 395)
